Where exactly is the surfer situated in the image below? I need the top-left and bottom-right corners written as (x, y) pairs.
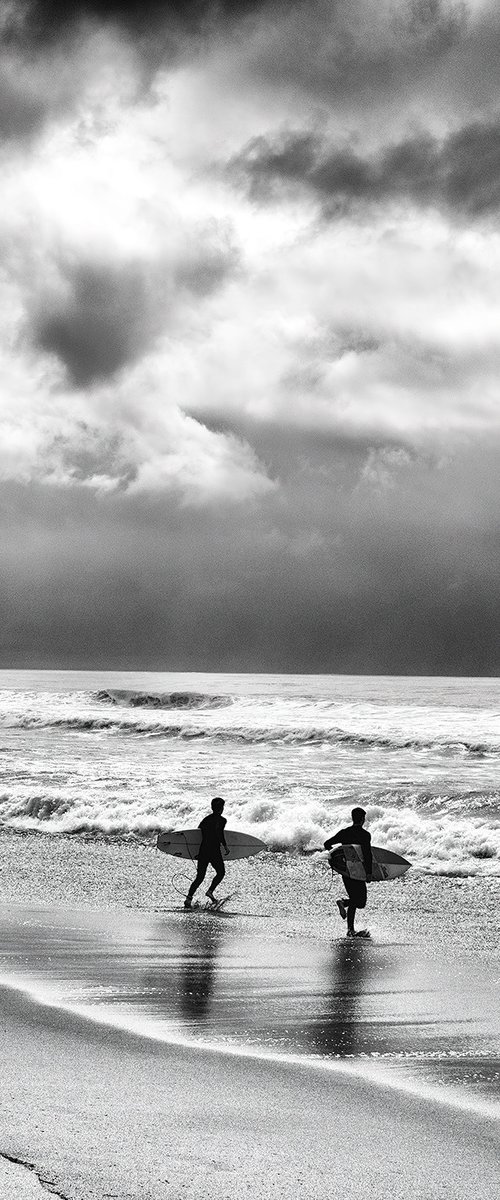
top-left (184, 797), bottom-right (229, 909)
top-left (324, 807), bottom-right (373, 938)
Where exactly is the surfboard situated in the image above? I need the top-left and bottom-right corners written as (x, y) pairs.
top-left (328, 844), bottom-right (411, 882)
top-left (156, 828), bottom-right (267, 861)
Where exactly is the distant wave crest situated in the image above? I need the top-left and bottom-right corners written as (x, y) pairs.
top-left (1, 713), bottom-right (498, 756)
top-left (94, 689), bottom-right (232, 710)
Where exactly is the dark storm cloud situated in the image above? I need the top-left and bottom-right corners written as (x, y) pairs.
top-left (0, 0), bottom-right (291, 143)
top-left (2, 449), bottom-right (500, 674)
top-left (243, 0), bottom-right (468, 111)
top-left (5, 0), bottom-right (286, 45)
top-left (32, 261), bottom-right (157, 386)
top-left (0, 70), bottom-right (49, 140)
top-left (29, 243), bottom-right (237, 387)
top-left (0, 25), bottom-right (97, 143)
top-left (0, 1), bottom-right (487, 147)
top-left (231, 118), bottom-right (500, 216)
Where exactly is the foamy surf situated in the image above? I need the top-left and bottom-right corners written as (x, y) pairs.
top-left (0, 670), bottom-right (499, 875)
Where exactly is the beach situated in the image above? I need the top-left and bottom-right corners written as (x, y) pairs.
top-left (0, 831), bottom-right (499, 1199)
top-left (1, 670), bottom-right (500, 1197)
top-left (4, 0), bottom-right (500, 1180)
top-left (0, 973), bottom-right (499, 1200)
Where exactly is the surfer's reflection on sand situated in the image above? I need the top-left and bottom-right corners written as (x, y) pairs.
top-left (305, 942), bottom-right (395, 1059)
top-left (179, 922), bottom-right (223, 1023)
top-left (141, 920), bottom-right (224, 1027)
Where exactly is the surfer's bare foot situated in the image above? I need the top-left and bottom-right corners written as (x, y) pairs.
top-left (336, 899), bottom-right (347, 921)
top-left (205, 891), bottom-right (216, 904)
top-left (184, 898), bottom-right (192, 909)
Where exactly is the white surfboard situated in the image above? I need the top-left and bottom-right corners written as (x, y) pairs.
top-left (328, 843), bottom-right (411, 882)
top-left (156, 828), bottom-right (267, 861)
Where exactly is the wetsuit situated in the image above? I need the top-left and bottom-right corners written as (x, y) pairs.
top-left (324, 824), bottom-right (373, 920)
top-left (186, 813), bottom-right (227, 901)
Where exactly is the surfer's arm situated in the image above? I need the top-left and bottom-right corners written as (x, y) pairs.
top-left (323, 830), bottom-right (343, 850)
top-left (363, 833), bottom-right (373, 878)
top-left (220, 818), bottom-right (229, 855)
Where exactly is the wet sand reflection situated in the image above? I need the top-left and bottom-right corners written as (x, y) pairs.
top-left (1, 905), bottom-right (498, 1097)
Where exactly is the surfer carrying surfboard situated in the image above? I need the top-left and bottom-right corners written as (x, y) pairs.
top-left (184, 798), bottom-right (229, 909)
top-left (324, 807), bottom-right (373, 938)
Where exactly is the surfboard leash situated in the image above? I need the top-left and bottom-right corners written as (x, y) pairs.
top-left (170, 869), bottom-right (194, 897)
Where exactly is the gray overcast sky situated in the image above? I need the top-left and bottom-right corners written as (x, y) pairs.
top-left (2, 0), bottom-right (500, 672)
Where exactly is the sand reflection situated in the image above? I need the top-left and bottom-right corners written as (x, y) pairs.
top-left (307, 940), bottom-right (377, 1057)
top-left (178, 921), bottom-right (223, 1023)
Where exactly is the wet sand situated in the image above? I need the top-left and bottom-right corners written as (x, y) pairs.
top-left (1, 901), bottom-right (500, 1101)
top-left (0, 833), bottom-right (499, 1197)
top-left (0, 967), bottom-right (499, 1200)
top-left (0, 897), bottom-right (499, 1198)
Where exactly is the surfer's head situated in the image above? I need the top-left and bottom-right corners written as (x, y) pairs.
top-left (351, 806), bottom-right (366, 825)
top-left (211, 797), bottom-right (225, 813)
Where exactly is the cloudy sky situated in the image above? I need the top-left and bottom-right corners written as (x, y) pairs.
top-left (2, 0), bottom-right (500, 673)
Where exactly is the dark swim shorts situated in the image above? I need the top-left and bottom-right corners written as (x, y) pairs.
top-left (197, 849), bottom-right (224, 872)
top-left (343, 877), bottom-right (367, 908)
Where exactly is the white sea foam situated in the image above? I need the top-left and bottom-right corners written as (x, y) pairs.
top-left (0, 671), bottom-right (499, 875)
top-left (0, 788), bottom-right (499, 876)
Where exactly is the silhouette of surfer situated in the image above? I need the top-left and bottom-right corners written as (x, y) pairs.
top-left (184, 797), bottom-right (229, 909)
top-left (324, 807), bottom-right (373, 938)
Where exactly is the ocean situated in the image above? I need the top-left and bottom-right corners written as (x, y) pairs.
top-left (0, 669), bottom-right (499, 876)
top-left (1, 668), bottom-right (500, 1173)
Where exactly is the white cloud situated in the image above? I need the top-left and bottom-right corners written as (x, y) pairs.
top-left (2, 6), bottom-right (500, 511)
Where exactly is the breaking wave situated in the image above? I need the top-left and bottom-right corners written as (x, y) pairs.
top-left (1, 674), bottom-right (499, 877)
top-left (1, 712), bottom-right (498, 756)
top-left (94, 689), bottom-right (232, 710)
top-left (0, 787), bottom-right (499, 876)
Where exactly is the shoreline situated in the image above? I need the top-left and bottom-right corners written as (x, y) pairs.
top-left (1, 968), bottom-right (500, 1124)
top-left (0, 892), bottom-right (499, 1111)
top-left (0, 967), bottom-right (499, 1200)
top-left (0, 833), bottom-right (499, 1196)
